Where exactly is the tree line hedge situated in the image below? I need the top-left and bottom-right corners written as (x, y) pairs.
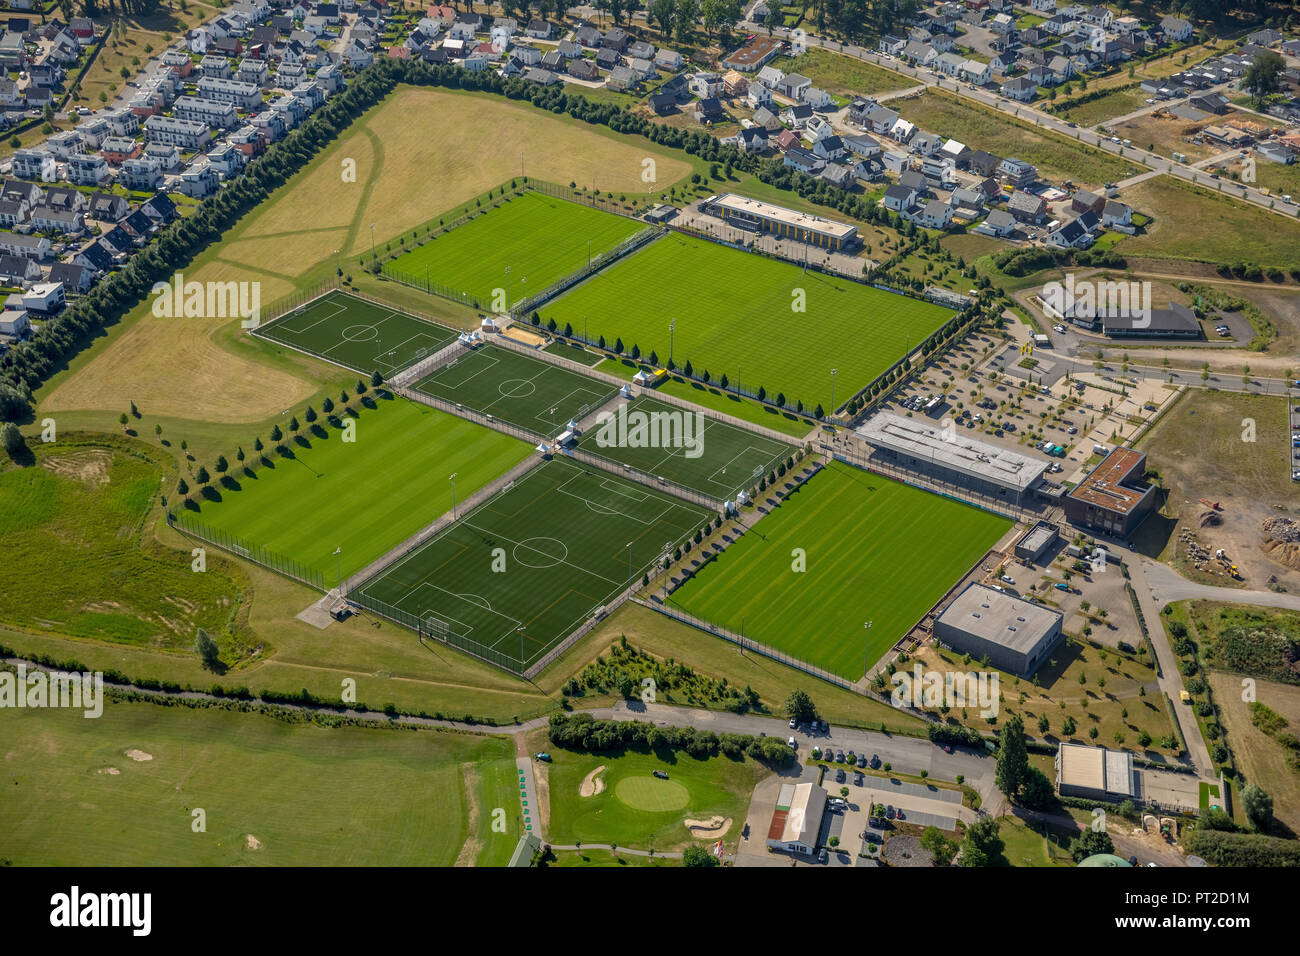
top-left (548, 712), bottom-right (796, 766)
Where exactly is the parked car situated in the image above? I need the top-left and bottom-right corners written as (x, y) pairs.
top-left (788, 736), bottom-right (797, 748)
top-left (869, 754), bottom-right (881, 769)
top-left (653, 770), bottom-right (669, 779)
top-left (856, 754), bottom-right (866, 768)
top-left (835, 750), bottom-right (845, 763)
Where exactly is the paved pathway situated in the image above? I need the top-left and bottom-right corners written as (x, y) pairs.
top-left (1141, 558), bottom-right (1300, 612)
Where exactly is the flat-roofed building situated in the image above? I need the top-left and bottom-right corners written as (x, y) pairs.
top-left (934, 583), bottom-right (1063, 677)
top-left (1015, 520), bottom-right (1059, 562)
top-left (856, 411), bottom-right (1046, 506)
top-left (700, 192), bottom-right (858, 250)
top-left (1063, 447), bottom-right (1156, 539)
top-left (1055, 742), bottom-right (1137, 801)
top-left (765, 782), bottom-right (826, 855)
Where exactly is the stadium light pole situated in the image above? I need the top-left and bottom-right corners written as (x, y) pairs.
top-left (669, 318), bottom-right (675, 365)
top-left (369, 223), bottom-right (375, 266)
top-left (334, 546), bottom-right (341, 596)
top-left (550, 406), bottom-right (557, 440)
top-left (626, 541), bottom-right (633, 587)
top-left (449, 473), bottom-right (458, 519)
top-left (831, 368), bottom-right (838, 415)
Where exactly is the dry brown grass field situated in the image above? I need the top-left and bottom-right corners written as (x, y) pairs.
top-left (38, 86), bottom-right (693, 424)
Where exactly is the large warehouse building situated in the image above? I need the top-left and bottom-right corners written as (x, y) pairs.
top-left (1063, 447), bottom-right (1157, 540)
top-left (933, 583), bottom-right (1064, 677)
top-left (856, 412), bottom-right (1048, 506)
top-left (1056, 743), bottom-right (1138, 802)
top-left (699, 193), bottom-right (859, 250)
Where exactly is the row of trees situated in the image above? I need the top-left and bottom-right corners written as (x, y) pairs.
top-left (547, 712), bottom-right (796, 765)
top-left (0, 61), bottom-right (408, 422)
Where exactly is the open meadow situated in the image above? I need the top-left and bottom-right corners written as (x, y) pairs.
top-left (0, 700), bottom-right (518, 866)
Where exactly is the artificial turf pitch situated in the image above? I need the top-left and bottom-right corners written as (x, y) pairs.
top-left (579, 395), bottom-right (795, 500)
top-left (670, 461), bottom-right (1011, 680)
top-left (181, 398), bottom-right (532, 581)
top-left (355, 457), bottom-right (710, 671)
top-left (540, 232), bottom-right (953, 409)
top-left (382, 190), bottom-right (645, 307)
top-left (256, 291), bottom-right (458, 377)
top-left (409, 342), bottom-right (617, 437)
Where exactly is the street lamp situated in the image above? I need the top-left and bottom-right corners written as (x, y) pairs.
top-left (449, 473), bottom-right (458, 518)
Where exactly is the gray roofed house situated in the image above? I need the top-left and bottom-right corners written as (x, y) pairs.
top-left (819, 163), bottom-right (856, 189)
top-left (1007, 190), bottom-right (1046, 223)
top-left (977, 208), bottom-right (1019, 236)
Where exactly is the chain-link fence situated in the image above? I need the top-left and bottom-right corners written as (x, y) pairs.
top-left (168, 511), bottom-right (327, 592)
top-left (348, 589), bottom-right (529, 675)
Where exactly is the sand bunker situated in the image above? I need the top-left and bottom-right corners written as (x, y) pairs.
top-left (685, 816), bottom-right (733, 838)
top-left (125, 749), bottom-right (153, 762)
top-left (246, 834), bottom-right (263, 851)
top-left (96, 767), bottom-right (120, 776)
top-left (579, 765), bottom-right (606, 797)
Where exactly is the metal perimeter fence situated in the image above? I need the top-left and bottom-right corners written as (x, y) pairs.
top-left (256, 276), bottom-right (343, 329)
top-left (377, 178), bottom-right (652, 311)
top-left (167, 512), bottom-right (327, 592)
top-left (348, 589), bottom-right (531, 675)
top-left (490, 328), bottom-right (815, 447)
top-left (634, 598), bottom-right (939, 722)
top-left (509, 225), bottom-right (663, 318)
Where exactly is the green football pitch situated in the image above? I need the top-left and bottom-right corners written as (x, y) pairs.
top-left (178, 398), bottom-right (531, 581)
top-left (670, 461), bottom-right (1011, 680)
top-left (540, 232), bottom-right (953, 409)
top-left (410, 342), bottom-right (617, 437)
top-left (354, 457), bottom-right (710, 671)
top-left (256, 291), bottom-right (458, 377)
top-left (579, 395), bottom-right (794, 501)
top-left (382, 190), bottom-right (644, 307)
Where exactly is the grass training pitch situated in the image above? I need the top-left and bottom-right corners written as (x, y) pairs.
top-left (579, 395), bottom-right (794, 500)
top-left (540, 233), bottom-right (952, 409)
top-left (183, 398), bottom-right (532, 581)
top-left (671, 462), bottom-right (1011, 679)
top-left (355, 457), bottom-right (710, 670)
top-left (256, 291), bottom-right (458, 377)
top-left (410, 342), bottom-right (617, 437)
top-left (383, 190), bottom-right (644, 306)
